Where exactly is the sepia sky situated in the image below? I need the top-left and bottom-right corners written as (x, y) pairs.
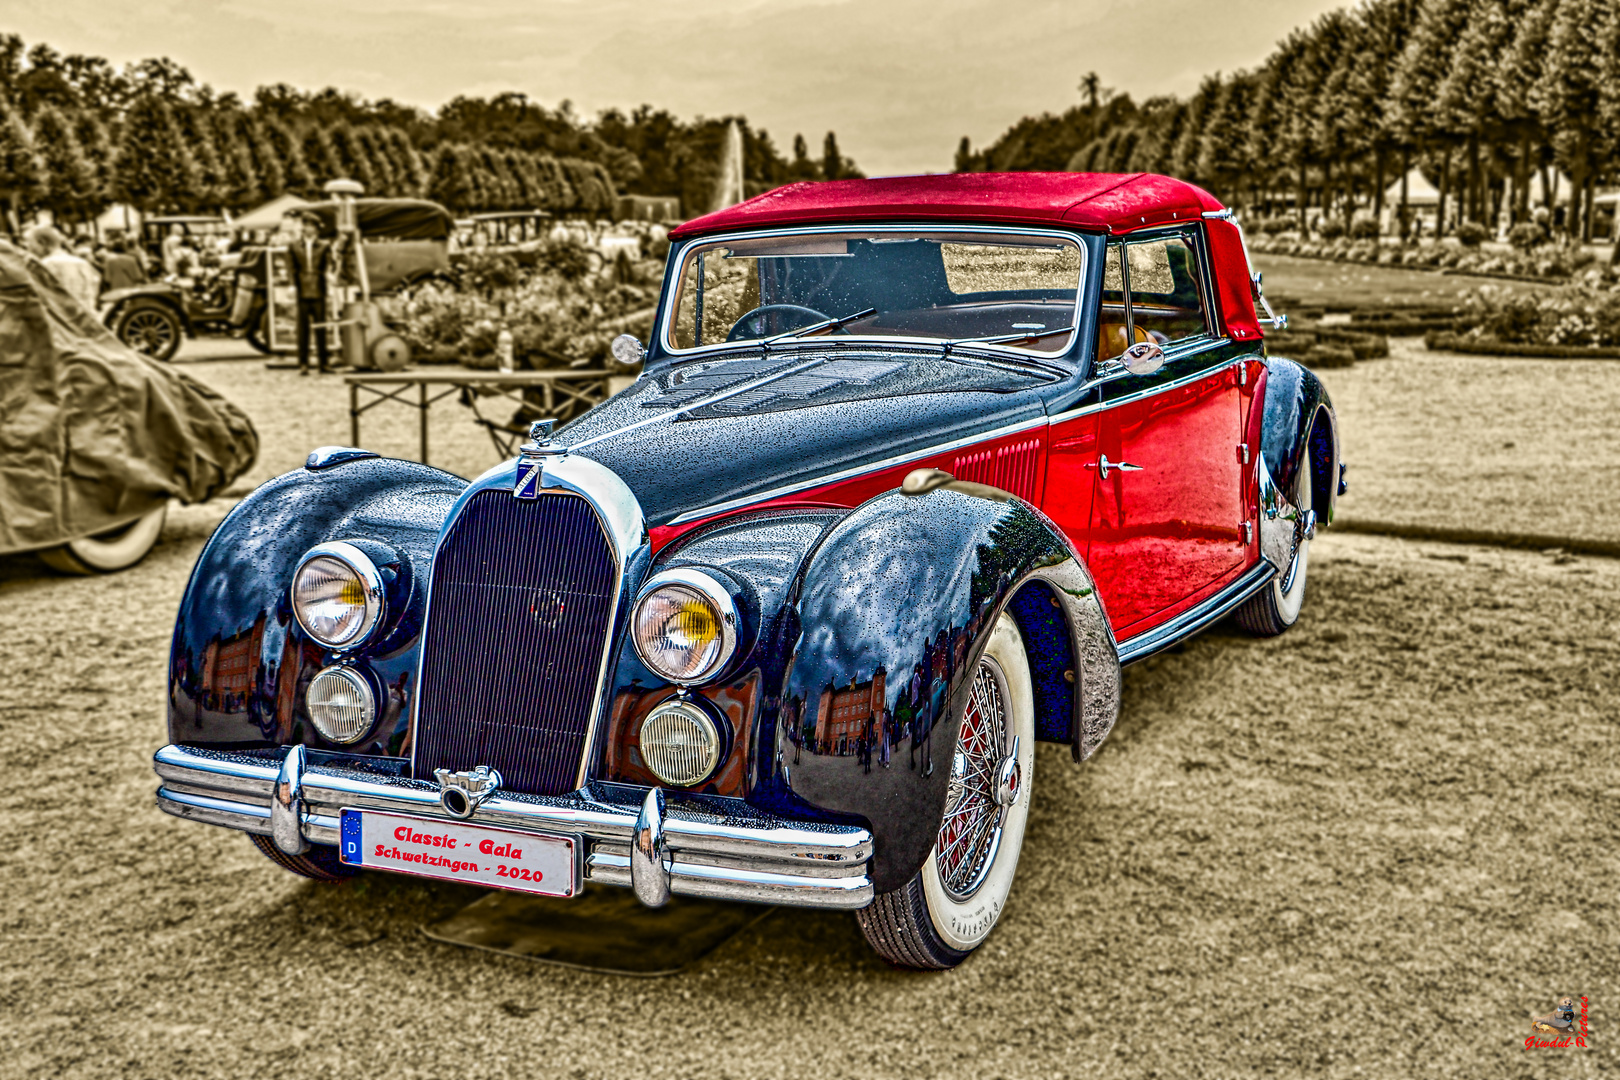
top-left (8, 0), bottom-right (1347, 176)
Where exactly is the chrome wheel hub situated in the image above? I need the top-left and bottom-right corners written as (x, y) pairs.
top-left (936, 656), bottom-right (1011, 901)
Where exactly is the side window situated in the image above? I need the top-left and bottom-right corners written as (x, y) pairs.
top-left (1094, 232), bottom-right (1211, 360)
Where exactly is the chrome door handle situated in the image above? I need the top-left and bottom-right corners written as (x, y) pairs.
top-left (1090, 454), bottom-right (1144, 480)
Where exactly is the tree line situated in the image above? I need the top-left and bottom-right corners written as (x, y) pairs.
top-left (0, 33), bottom-right (863, 232)
top-left (956, 0), bottom-right (1620, 242)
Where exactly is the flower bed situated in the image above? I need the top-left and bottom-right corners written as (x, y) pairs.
top-left (1248, 233), bottom-right (1617, 286)
top-left (1424, 284), bottom-right (1620, 358)
top-left (395, 240), bottom-right (662, 372)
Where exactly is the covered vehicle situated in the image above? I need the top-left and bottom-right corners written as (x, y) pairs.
top-left (152, 173), bottom-right (1338, 969)
top-left (0, 243), bottom-right (258, 573)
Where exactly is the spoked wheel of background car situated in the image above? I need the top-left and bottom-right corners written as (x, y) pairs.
top-left (248, 835), bottom-right (358, 882)
top-left (114, 301), bottom-right (183, 362)
top-left (856, 613), bottom-right (1035, 970)
top-left (1235, 465), bottom-right (1313, 637)
top-left (39, 503), bottom-right (168, 575)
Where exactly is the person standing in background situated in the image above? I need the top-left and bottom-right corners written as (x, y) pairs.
top-left (24, 224), bottom-right (101, 312)
top-left (286, 215), bottom-right (332, 375)
top-left (102, 237), bottom-right (148, 291)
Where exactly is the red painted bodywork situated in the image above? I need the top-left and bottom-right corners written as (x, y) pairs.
top-left (657, 173), bottom-right (1275, 643)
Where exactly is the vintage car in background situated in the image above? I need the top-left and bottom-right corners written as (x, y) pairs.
top-left (152, 172), bottom-right (1339, 969)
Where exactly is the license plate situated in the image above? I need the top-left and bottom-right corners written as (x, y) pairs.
top-left (338, 809), bottom-right (579, 898)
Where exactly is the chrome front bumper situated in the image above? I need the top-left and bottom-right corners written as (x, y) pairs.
top-left (154, 744), bottom-right (874, 910)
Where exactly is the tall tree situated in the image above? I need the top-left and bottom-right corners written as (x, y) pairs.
top-left (172, 104), bottom-right (226, 212)
top-left (1531, 0), bottom-right (1608, 239)
top-left (70, 110), bottom-right (115, 220)
top-left (30, 105), bottom-right (95, 224)
top-left (326, 121), bottom-right (376, 193)
top-left (299, 124), bottom-right (338, 190)
top-left (262, 118), bottom-right (312, 195)
top-left (822, 131), bottom-right (843, 181)
top-left (112, 95), bottom-right (199, 214)
top-left (0, 101), bottom-right (42, 230)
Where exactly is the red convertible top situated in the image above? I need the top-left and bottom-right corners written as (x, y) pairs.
top-left (671, 172), bottom-right (1263, 342)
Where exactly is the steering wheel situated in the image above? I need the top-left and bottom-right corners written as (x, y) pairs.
top-left (726, 303), bottom-right (832, 342)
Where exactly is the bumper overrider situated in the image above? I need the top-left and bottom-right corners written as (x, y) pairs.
top-left (153, 743), bottom-right (875, 909)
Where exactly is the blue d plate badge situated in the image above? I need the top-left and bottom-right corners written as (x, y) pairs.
top-left (339, 809), bottom-right (579, 897)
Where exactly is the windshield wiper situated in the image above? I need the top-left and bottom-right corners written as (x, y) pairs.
top-left (762, 306), bottom-right (878, 352)
top-left (939, 324), bottom-right (1077, 375)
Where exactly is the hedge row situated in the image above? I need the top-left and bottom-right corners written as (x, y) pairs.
top-left (1423, 332), bottom-right (1620, 360)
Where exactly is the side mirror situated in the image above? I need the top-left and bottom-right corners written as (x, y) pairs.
top-left (610, 333), bottom-right (644, 366)
top-left (1120, 340), bottom-right (1165, 376)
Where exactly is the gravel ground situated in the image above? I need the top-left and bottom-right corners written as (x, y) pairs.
top-left (1, 340), bottom-right (1616, 1078)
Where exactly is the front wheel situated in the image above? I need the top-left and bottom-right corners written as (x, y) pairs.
top-left (856, 613), bottom-right (1035, 969)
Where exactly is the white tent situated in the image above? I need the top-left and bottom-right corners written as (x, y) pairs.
top-left (234, 193), bottom-right (310, 232)
top-left (1383, 167), bottom-right (1441, 206)
top-left (94, 203), bottom-right (141, 235)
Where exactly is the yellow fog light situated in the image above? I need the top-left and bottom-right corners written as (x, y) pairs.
top-left (630, 569), bottom-right (739, 685)
top-left (292, 542), bottom-right (385, 649)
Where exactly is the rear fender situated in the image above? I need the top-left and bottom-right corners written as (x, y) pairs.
top-left (166, 456), bottom-right (466, 755)
top-left (774, 487), bottom-right (1119, 893)
top-left (1257, 357), bottom-right (1339, 570)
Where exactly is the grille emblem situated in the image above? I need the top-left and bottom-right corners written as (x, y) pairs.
top-left (514, 457), bottom-right (543, 499)
top-left (434, 764), bottom-right (503, 818)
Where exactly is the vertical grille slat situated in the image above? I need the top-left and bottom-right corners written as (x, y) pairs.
top-left (414, 490), bottom-right (618, 795)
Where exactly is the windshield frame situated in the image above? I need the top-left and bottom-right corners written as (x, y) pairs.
top-left (655, 223), bottom-right (1092, 363)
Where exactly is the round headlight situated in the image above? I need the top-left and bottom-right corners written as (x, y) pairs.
top-left (292, 542), bottom-right (384, 649)
top-left (630, 569), bottom-right (739, 684)
top-left (307, 665), bottom-right (376, 744)
top-left (639, 701), bottom-right (721, 787)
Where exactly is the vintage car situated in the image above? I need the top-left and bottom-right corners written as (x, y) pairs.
top-left (152, 173), bottom-right (1339, 969)
top-left (104, 244), bottom-right (285, 362)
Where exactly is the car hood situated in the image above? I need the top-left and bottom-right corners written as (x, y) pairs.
top-left (557, 346), bottom-right (1061, 528)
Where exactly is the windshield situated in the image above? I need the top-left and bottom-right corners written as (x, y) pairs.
top-left (666, 229), bottom-right (1085, 354)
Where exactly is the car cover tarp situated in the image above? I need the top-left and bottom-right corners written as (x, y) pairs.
top-left (0, 244), bottom-right (258, 556)
top-left (301, 199), bottom-right (455, 241)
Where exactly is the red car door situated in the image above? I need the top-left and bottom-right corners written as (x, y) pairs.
top-left (1079, 231), bottom-right (1249, 637)
top-left (1087, 361), bottom-right (1246, 634)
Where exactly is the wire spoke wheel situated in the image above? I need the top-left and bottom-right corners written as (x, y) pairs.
top-left (855, 613), bottom-right (1035, 969)
top-left (937, 658), bottom-right (1009, 900)
top-left (117, 305), bottom-right (182, 361)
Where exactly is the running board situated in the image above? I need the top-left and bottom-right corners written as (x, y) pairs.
top-left (1115, 562), bottom-right (1276, 666)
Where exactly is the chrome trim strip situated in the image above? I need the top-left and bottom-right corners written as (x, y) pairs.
top-left (1115, 561), bottom-right (1276, 666)
top-left (410, 452), bottom-right (649, 793)
top-left (664, 412), bottom-right (1049, 526)
top-left (659, 223), bottom-right (1089, 360)
top-left (1050, 345), bottom-right (1240, 425)
top-left (153, 744), bottom-right (874, 909)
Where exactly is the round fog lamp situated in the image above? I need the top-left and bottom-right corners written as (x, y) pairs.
top-left (639, 701), bottom-right (721, 787)
top-left (307, 665), bottom-right (376, 744)
top-left (630, 570), bottom-right (738, 684)
top-left (292, 542), bottom-right (384, 649)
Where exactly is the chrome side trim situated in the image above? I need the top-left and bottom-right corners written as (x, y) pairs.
top-left (1051, 346), bottom-right (1241, 424)
top-left (1115, 561), bottom-right (1276, 666)
top-left (664, 413), bottom-right (1049, 526)
top-left (411, 451), bottom-right (649, 793)
top-left (153, 744), bottom-right (874, 910)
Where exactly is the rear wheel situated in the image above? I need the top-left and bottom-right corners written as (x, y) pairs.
top-left (1236, 464), bottom-right (1313, 636)
top-left (114, 301), bottom-right (183, 362)
top-left (39, 504), bottom-right (167, 575)
top-left (248, 835), bottom-right (358, 882)
top-left (856, 614), bottom-right (1035, 969)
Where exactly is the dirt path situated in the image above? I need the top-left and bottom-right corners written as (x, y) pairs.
top-left (1, 351), bottom-right (1616, 1077)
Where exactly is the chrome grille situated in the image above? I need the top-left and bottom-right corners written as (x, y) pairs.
top-left (414, 489), bottom-right (619, 795)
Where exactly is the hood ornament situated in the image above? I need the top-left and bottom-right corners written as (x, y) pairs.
top-left (514, 418), bottom-right (565, 500)
top-left (434, 764), bottom-right (503, 818)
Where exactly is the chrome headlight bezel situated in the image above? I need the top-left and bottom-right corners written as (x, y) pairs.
top-left (629, 568), bottom-right (740, 685)
top-left (291, 541), bottom-right (386, 651)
